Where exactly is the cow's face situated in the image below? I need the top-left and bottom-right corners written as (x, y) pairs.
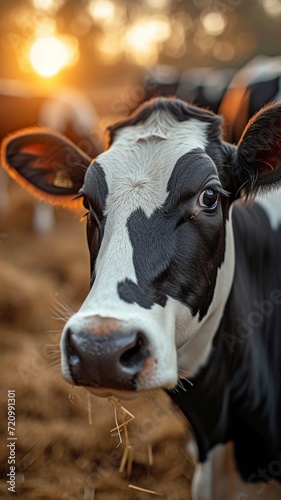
top-left (60, 103), bottom-right (235, 396)
top-left (2, 98), bottom-right (281, 398)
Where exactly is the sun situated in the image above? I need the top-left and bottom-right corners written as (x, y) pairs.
top-left (29, 36), bottom-right (75, 77)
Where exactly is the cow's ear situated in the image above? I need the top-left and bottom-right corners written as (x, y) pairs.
top-left (236, 103), bottom-right (281, 195)
top-left (1, 128), bottom-right (92, 209)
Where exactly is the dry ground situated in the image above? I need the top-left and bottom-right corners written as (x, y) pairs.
top-left (0, 183), bottom-right (194, 499)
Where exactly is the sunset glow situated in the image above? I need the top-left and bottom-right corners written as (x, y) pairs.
top-left (29, 36), bottom-right (77, 77)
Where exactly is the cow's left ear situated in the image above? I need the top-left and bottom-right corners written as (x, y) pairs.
top-left (236, 103), bottom-right (281, 195)
top-left (1, 127), bottom-right (92, 209)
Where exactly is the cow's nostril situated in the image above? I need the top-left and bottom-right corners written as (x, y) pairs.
top-left (120, 332), bottom-right (149, 369)
top-left (66, 328), bottom-right (80, 368)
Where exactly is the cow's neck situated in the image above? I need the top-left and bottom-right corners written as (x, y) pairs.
top-left (177, 207), bottom-right (235, 378)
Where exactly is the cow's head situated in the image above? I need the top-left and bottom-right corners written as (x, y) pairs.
top-left (2, 98), bottom-right (281, 398)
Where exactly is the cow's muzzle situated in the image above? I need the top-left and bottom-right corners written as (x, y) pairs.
top-left (64, 318), bottom-right (150, 390)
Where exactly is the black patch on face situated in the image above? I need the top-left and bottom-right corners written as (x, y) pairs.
top-left (83, 162), bottom-right (108, 282)
top-left (84, 161), bottom-right (109, 216)
top-left (118, 278), bottom-right (167, 308)
top-left (118, 150), bottom-right (229, 320)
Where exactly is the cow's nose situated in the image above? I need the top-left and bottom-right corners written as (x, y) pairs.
top-left (65, 327), bottom-right (150, 390)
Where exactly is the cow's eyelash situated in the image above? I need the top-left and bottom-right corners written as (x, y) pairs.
top-left (85, 209), bottom-right (103, 233)
top-left (214, 186), bottom-right (231, 198)
top-left (73, 191), bottom-right (85, 201)
top-left (82, 211), bottom-right (102, 239)
top-left (73, 190), bottom-right (89, 209)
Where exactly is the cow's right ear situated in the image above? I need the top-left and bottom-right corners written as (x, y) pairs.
top-left (234, 103), bottom-right (281, 196)
top-left (1, 128), bottom-right (92, 209)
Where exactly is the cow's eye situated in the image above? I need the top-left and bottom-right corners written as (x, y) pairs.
top-left (198, 188), bottom-right (218, 209)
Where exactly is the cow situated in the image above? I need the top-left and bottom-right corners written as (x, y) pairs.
top-left (139, 56), bottom-right (281, 145)
top-left (138, 64), bottom-right (234, 114)
top-left (1, 96), bottom-right (281, 499)
top-left (0, 79), bottom-right (100, 232)
top-left (219, 55), bottom-right (281, 143)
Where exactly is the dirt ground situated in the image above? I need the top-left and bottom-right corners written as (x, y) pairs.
top-left (0, 183), bottom-right (194, 499)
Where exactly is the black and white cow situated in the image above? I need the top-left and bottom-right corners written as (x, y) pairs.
top-left (2, 97), bottom-right (281, 499)
top-left (139, 65), bottom-right (234, 114)
top-left (219, 55), bottom-right (281, 144)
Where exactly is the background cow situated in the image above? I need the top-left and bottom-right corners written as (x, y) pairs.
top-left (218, 55), bottom-right (281, 143)
top-left (138, 64), bottom-right (234, 114)
top-left (138, 56), bottom-right (281, 145)
top-left (0, 79), bottom-right (100, 232)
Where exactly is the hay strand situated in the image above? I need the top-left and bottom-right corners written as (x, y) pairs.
top-left (87, 393), bottom-right (93, 425)
top-left (147, 443), bottom-right (153, 466)
top-left (108, 396), bottom-right (155, 480)
top-left (128, 484), bottom-right (163, 496)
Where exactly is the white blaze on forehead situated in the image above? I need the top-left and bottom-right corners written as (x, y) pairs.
top-left (99, 111), bottom-right (210, 217)
top-left (113, 109), bottom-right (208, 143)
